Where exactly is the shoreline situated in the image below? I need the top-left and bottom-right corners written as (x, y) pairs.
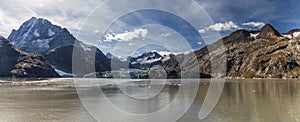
top-left (0, 78), bottom-right (299, 88)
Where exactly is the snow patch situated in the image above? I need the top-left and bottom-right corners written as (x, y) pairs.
top-left (131, 50), bottom-right (180, 65)
top-left (293, 32), bottom-right (300, 38)
top-left (33, 29), bottom-right (40, 37)
top-left (22, 19), bottom-right (37, 40)
top-left (283, 34), bottom-right (292, 39)
top-left (34, 39), bottom-right (50, 49)
top-left (250, 33), bottom-right (259, 39)
top-left (141, 57), bottom-right (163, 64)
top-left (54, 68), bottom-right (74, 78)
top-left (151, 50), bottom-right (180, 56)
top-left (31, 37), bottom-right (54, 51)
top-left (79, 42), bottom-right (92, 52)
top-left (48, 29), bottom-right (55, 37)
top-left (283, 32), bottom-right (300, 39)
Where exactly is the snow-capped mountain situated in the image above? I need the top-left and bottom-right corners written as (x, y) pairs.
top-left (130, 51), bottom-right (163, 65)
top-left (283, 29), bottom-right (300, 39)
top-left (8, 17), bottom-right (111, 75)
top-left (129, 51), bottom-right (176, 69)
top-left (8, 17), bottom-right (75, 54)
top-left (106, 52), bottom-right (125, 60)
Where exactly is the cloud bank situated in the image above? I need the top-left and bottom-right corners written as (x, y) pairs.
top-left (103, 28), bottom-right (148, 42)
top-left (198, 21), bottom-right (240, 33)
top-left (242, 21), bottom-right (265, 28)
top-left (0, 0), bottom-right (299, 55)
top-left (0, 0), bottom-right (104, 37)
top-left (199, 21), bottom-right (266, 33)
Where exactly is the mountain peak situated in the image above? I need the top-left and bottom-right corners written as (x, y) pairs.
top-left (286, 29), bottom-right (300, 35)
top-left (221, 29), bottom-right (254, 45)
top-left (106, 52), bottom-right (114, 59)
top-left (22, 17), bottom-right (53, 29)
top-left (29, 16), bottom-right (38, 21)
top-left (29, 16), bottom-right (51, 22)
top-left (257, 24), bottom-right (281, 39)
top-left (8, 17), bottom-right (75, 53)
top-left (261, 24), bottom-right (279, 33)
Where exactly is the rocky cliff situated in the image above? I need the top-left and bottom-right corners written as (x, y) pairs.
top-left (0, 36), bottom-right (60, 78)
top-left (190, 24), bottom-right (300, 78)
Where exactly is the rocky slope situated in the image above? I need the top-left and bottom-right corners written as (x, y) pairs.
top-left (8, 17), bottom-right (110, 75)
top-left (186, 24), bottom-right (300, 78)
top-left (0, 36), bottom-right (60, 78)
top-left (45, 43), bottom-right (110, 75)
top-left (110, 24), bottom-right (300, 79)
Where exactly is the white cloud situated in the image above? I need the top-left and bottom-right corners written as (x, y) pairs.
top-left (0, 0), bottom-right (105, 38)
top-left (103, 28), bottom-right (148, 42)
top-left (159, 33), bottom-right (171, 37)
top-left (0, 0), bottom-right (221, 54)
top-left (198, 21), bottom-right (241, 33)
top-left (198, 29), bottom-right (207, 33)
top-left (242, 21), bottom-right (265, 28)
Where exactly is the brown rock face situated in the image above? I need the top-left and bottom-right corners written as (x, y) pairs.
top-left (167, 24), bottom-right (300, 78)
top-left (11, 53), bottom-right (60, 78)
top-left (222, 29), bottom-right (254, 45)
top-left (257, 24), bottom-right (282, 40)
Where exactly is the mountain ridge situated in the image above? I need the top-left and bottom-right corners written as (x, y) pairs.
top-left (5, 17), bottom-right (300, 78)
top-left (8, 17), bottom-right (111, 75)
top-left (190, 24), bottom-right (300, 78)
top-left (0, 35), bottom-right (60, 78)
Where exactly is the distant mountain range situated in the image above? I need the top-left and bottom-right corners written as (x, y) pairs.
top-left (107, 24), bottom-right (300, 79)
top-left (1, 17), bottom-right (300, 78)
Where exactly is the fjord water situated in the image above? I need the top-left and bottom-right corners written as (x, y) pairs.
top-left (0, 79), bottom-right (300, 122)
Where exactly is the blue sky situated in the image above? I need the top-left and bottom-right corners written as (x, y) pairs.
top-left (196, 0), bottom-right (300, 35)
top-left (0, 0), bottom-right (299, 57)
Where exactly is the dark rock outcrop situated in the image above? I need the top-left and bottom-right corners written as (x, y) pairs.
top-left (222, 29), bottom-right (254, 45)
top-left (45, 44), bottom-right (110, 75)
top-left (0, 36), bottom-right (60, 78)
top-left (286, 29), bottom-right (300, 35)
top-left (0, 36), bottom-right (20, 77)
top-left (11, 54), bottom-right (61, 78)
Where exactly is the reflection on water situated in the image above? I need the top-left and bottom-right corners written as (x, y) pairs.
top-left (180, 79), bottom-right (300, 122)
top-left (0, 86), bottom-right (95, 122)
top-left (101, 84), bottom-right (179, 114)
top-left (1, 79), bottom-right (300, 122)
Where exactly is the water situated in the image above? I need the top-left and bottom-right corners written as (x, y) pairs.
top-left (0, 79), bottom-right (300, 122)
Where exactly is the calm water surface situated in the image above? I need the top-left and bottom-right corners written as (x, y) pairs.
top-left (0, 78), bottom-right (300, 122)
